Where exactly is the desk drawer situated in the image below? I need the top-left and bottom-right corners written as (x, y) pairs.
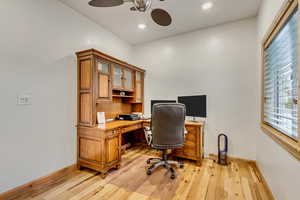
top-left (183, 148), bottom-right (197, 157)
top-left (106, 129), bottom-right (120, 138)
top-left (185, 132), bottom-right (196, 142)
top-left (184, 140), bottom-right (196, 148)
top-left (186, 126), bottom-right (197, 133)
top-left (122, 123), bottom-right (142, 133)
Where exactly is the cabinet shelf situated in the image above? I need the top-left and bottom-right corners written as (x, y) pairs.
top-left (112, 88), bottom-right (134, 92)
top-left (112, 95), bottom-right (134, 98)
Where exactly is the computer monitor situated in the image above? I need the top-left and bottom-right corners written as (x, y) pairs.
top-left (151, 100), bottom-right (176, 114)
top-left (178, 95), bottom-right (207, 118)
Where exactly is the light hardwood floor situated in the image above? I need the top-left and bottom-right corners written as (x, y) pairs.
top-left (20, 146), bottom-right (272, 200)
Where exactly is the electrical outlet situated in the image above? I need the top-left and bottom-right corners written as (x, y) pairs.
top-left (17, 94), bottom-right (32, 105)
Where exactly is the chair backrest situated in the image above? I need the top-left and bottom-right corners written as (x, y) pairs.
top-left (151, 103), bottom-right (186, 149)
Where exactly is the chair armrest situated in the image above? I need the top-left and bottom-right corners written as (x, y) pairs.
top-left (144, 126), bottom-right (151, 131)
top-left (144, 126), bottom-right (152, 146)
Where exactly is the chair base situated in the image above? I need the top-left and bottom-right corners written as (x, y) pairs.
top-left (146, 150), bottom-right (184, 179)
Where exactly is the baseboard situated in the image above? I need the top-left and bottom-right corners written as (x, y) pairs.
top-left (208, 153), bottom-right (255, 163)
top-left (252, 162), bottom-right (275, 200)
top-left (208, 154), bottom-right (275, 200)
top-left (0, 164), bottom-right (77, 200)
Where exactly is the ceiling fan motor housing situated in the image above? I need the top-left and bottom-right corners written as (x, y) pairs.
top-left (133, 0), bottom-right (152, 12)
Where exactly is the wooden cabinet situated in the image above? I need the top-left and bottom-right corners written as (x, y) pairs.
top-left (143, 121), bottom-right (204, 166)
top-left (78, 57), bottom-right (95, 127)
top-left (173, 124), bottom-right (204, 166)
top-left (134, 71), bottom-right (143, 103)
top-left (77, 127), bottom-right (121, 178)
top-left (96, 59), bottom-right (112, 101)
top-left (76, 49), bottom-right (145, 177)
top-left (123, 68), bottom-right (133, 90)
top-left (79, 138), bottom-right (101, 162)
top-left (76, 49), bottom-right (145, 126)
top-left (112, 65), bottom-right (123, 89)
top-left (106, 133), bottom-right (121, 163)
top-left (112, 65), bottom-right (134, 91)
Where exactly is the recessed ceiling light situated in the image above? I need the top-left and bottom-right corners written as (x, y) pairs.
top-left (202, 2), bottom-right (213, 11)
top-left (138, 24), bottom-right (147, 30)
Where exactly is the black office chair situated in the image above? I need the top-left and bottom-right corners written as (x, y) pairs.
top-left (145, 103), bottom-right (186, 179)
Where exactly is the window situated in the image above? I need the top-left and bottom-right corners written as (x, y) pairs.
top-left (261, 0), bottom-right (300, 160)
top-left (264, 7), bottom-right (298, 139)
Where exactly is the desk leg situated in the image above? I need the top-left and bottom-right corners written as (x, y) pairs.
top-left (77, 163), bottom-right (82, 170)
top-left (100, 172), bottom-right (108, 179)
top-left (196, 160), bottom-right (202, 166)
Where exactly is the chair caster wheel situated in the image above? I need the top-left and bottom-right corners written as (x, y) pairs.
top-left (147, 170), bottom-right (152, 175)
top-left (180, 164), bottom-right (184, 168)
top-left (147, 160), bottom-right (151, 164)
top-left (171, 174), bottom-right (176, 179)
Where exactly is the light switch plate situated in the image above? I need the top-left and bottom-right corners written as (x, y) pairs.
top-left (17, 94), bottom-right (32, 105)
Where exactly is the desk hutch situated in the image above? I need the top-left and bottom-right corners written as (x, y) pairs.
top-left (76, 49), bottom-right (204, 178)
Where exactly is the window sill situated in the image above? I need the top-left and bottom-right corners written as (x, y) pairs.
top-left (260, 123), bottom-right (300, 161)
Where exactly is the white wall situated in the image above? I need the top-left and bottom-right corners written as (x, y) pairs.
top-left (257, 0), bottom-right (300, 200)
top-left (3, 0), bottom-right (299, 198)
top-left (0, 0), bottom-right (132, 193)
top-left (133, 18), bottom-right (259, 160)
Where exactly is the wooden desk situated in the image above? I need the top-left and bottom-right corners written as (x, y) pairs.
top-left (143, 120), bottom-right (204, 166)
top-left (76, 49), bottom-right (205, 178)
top-left (77, 120), bottom-right (204, 178)
top-left (76, 49), bottom-right (148, 178)
top-left (96, 120), bottom-right (144, 131)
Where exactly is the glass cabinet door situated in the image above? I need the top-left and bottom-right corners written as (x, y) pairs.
top-left (97, 61), bottom-right (109, 73)
top-left (136, 71), bottom-right (141, 81)
top-left (113, 65), bottom-right (122, 88)
top-left (123, 69), bottom-right (133, 90)
top-left (96, 60), bottom-right (111, 100)
top-left (135, 71), bottom-right (142, 102)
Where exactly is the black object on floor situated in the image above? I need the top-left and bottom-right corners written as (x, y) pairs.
top-left (218, 133), bottom-right (228, 165)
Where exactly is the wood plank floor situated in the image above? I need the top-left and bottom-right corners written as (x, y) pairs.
top-left (20, 146), bottom-right (272, 200)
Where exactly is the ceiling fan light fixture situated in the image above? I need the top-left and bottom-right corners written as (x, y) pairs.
top-left (202, 2), bottom-right (213, 11)
top-left (133, 0), bottom-right (152, 12)
top-left (138, 23), bottom-right (147, 29)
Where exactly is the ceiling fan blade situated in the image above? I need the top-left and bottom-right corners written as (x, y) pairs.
top-left (151, 8), bottom-right (172, 26)
top-left (88, 0), bottom-right (124, 7)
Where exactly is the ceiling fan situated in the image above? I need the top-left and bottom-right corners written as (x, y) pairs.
top-left (88, 0), bottom-right (172, 26)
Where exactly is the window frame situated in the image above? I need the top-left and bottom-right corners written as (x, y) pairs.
top-left (261, 0), bottom-right (300, 160)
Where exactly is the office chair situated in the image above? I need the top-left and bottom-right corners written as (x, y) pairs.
top-left (145, 103), bottom-right (186, 179)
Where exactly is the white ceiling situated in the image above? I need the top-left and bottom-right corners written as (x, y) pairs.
top-left (59, 0), bottom-right (261, 45)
